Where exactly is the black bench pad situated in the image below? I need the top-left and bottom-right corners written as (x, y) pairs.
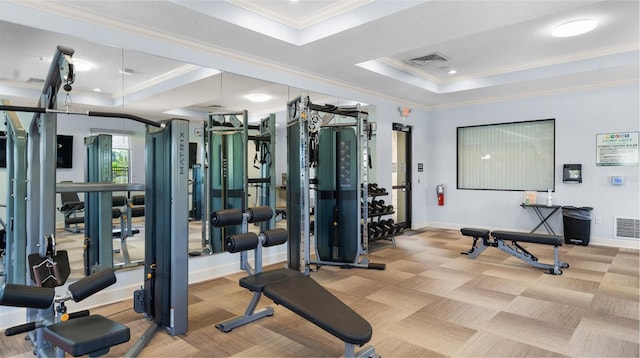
top-left (43, 315), bottom-right (130, 357)
top-left (263, 274), bottom-right (372, 346)
top-left (491, 230), bottom-right (563, 245)
top-left (460, 228), bottom-right (490, 238)
top-left (239, 268), bottom-right (302, 292)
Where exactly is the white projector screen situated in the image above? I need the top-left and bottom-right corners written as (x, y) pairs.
top-left (457, 119), bottom-right (555, 191)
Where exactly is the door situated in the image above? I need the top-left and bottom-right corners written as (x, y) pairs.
top-left (392, 123), bottom-right (412, 228)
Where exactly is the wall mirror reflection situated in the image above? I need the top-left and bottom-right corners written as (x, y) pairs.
top-left (0, 19), bottom-right (368, 280)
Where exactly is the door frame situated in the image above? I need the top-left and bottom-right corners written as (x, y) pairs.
top-left (391, 122), bottom-right (412, 229)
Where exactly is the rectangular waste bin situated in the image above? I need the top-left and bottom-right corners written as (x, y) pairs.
top-left (562, 206), bottom-right (593, 245)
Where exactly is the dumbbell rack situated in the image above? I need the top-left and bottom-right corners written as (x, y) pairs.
top-left (364, 184), bottom-right (404, 245)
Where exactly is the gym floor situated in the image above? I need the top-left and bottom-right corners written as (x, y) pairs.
top-left (2, 228), bottom-right (638, 357)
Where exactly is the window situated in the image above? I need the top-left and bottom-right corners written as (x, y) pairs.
top-left (457, 119), bottom-right (555, 191)
top-left (90, 129), bottom-right (132, 184)
top-left (111, 134), bottom-right (131, 183)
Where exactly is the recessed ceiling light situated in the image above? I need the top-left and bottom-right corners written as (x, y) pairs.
top-left (552, 19), bottom-right (597, 37)
top-left (73, 59), bottom-right (91, 71)
top-left (93, 88), bottom-right (101, 92)
top-left (448, 69), bottom-right (457, 74)
top-left (245, 93), bottom-right (271, 103)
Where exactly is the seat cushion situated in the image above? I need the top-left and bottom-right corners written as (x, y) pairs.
top-left (44, 315), bottom-right (130, 357)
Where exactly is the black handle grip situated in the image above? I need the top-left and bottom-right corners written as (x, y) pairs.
top-left (69, 268), bottom-right (116, 302)
top-left (5, 322), bottom-right (37, 336)
top-left (66, 310), bottom-right (90, 320)
top-left (0, 283), bottom-right (54, 309)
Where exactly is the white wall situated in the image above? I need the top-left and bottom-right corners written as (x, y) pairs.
top-left (419, 84), bottom-right (639, 248)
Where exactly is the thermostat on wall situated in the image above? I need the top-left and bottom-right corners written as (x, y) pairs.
top-left (612, 176), bottom-right (625, 185)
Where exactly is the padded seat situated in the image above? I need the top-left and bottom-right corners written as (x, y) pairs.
top-left (263, 275), bottom-right (372, 346)
top-left (491, 230), bottom-right (563, 245)
top-left (43, 315), bottom-right (130, 357)
top-left (460, 228), bottom-right (490, 239)
top-left (239, 268), bottom-right (302, 292)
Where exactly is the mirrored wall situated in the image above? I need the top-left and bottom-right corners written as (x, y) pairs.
top-left (0, 19), bottom-right (374, 279)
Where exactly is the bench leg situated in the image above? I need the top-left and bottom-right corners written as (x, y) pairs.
top-left (461, 237), bottom-right (488, 258)
top-left (496, 240), bottom-right (566, 275)
top-left (345, 343), bottom-right (377, 358)
top-left (215, 292), bottom-right (274, 332)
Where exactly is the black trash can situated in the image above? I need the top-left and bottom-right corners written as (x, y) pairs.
top-left (562, 206), bottom-right (593, 245)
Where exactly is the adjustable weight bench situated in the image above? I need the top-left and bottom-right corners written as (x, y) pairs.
top-left (460, 228), bottom-right (569, 275)
top-left (212, 207), bottom-right (376, 358)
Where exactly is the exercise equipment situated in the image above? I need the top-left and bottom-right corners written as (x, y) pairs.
top-left (248, 114), bottom-right (277, 233)
top-left (203, 112), bottom-right (248, 254)
top-left (286, 94), bottom-right (383, 272)
top-left (2, 99), bottom-right (28, 285)
top-left (0, 268), bottom-right (130, 357)
top-left (127, 118), bottom-right (190, 356)
top-left (212, 206), bottom-right (377, 357)
top-left (460, 228), bottom-right (569, 275)
top-left (58, 189), bottom-right (85, 234)
top-left (1, 46), bottom-right (187, 356)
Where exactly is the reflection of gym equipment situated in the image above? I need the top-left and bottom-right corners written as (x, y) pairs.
top-left (189, 164), bottom-right (203, 220)
top-left (203, 112), bottom-right (248, 254)
top-left (248, 114), bottom-right (276, 232)
top-left (286, 94), bottom-right (384, 271)
top-left (460, 228), bottom-right (569, 275)
top-left (58, 189), bottom-right (85, 233)
top-left (1, 267), bottom-right (130, 357)
top-left (211, 207), bottom-right (376, 358)
top-left (2, 99), bottom-right (27, 285)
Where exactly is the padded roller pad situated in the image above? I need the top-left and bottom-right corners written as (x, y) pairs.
top-left (491, 230), bottom-right (563, 246)
top-left (460, 228), bottom-right (490, 239)
top-left (262, 228), bottom-right (288, 247)
top-left (112, 196), bottom-right (126, 207)
top-left (239, 268), bottom-right (302, 292)
top-left (130, 206), bottom-right (145, 217)
top-left (0, 283), bottom-right (54, 309)
top-left (225, 233), bottom-right (259, 253)
top-left (44, 315), bottom-right (130, 357)
top-left (211, 209), bottom-right (243, 227)
top-left (131, 195), bottom-right (145, 206)
top-left (69, 268), bottom-right (116, 302)
top-left (263, 275), bottom-right (372, 346)
top-left (247, 206), bottom-right (273, 223)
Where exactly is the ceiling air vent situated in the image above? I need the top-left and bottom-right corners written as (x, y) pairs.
top-left (408, 52), bottom-right (449, 66)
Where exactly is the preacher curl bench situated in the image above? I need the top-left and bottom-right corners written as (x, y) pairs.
top-left (460, 228), bottom-right (569, 275)
top-left (0, 268), bottom-right (130, 357)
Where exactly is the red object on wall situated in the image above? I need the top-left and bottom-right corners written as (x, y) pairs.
top-left (436, 184), bottom-right (445, 206)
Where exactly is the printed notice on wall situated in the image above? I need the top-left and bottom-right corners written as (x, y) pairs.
top-left (596, 132), bottom-right (639, 166)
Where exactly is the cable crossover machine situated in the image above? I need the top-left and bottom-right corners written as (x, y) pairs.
top-left (0, 46), bottom-right (189, 357)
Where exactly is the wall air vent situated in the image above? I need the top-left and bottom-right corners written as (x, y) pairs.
top-left (614, 217), bottom-right (640, 239)
top-left (408, 52), bottom-right (449, 66)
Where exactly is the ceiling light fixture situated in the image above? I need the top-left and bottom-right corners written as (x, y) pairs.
top-left (245, 93), bottom-right (271, 103)
top-left (73, 59), bottom-right (91, 71)
top-left (448, 69), bottom-right (457, 74)
top-left (93, 88), bottom-right (101, 92)
top-left (551, 19), bottom-right (597, 37)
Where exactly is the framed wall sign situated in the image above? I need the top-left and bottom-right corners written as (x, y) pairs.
top-left (596, 132), bottom-right (639, 166)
